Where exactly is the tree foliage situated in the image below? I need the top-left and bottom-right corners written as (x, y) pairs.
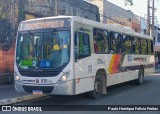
top-left (0, 1), bottom-right (11, 43)
top-left (18, 0), bottom-right (25, 25)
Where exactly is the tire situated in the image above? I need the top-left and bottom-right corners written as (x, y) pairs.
top-left (135, 68), bottom-right (144, 85)
top-left (88, 76), bottom-right (102, 99)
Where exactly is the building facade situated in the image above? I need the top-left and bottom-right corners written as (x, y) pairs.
top-left (23, 0), bottom-right (100, 21)
top-left (87, 0), bottom-right (141, 32)
top-left (140, 17), bottom-right (147, 34)
top-left (155, 28), bottom-right (160, 69)
top-left (155, 28), bottom-right (160, 52)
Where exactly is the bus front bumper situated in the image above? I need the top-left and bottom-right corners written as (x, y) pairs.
top-left (15, 80), bottom-right (75, 95)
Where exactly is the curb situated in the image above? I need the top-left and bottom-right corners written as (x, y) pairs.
top-left (0, 94), bottom-right (47, 105)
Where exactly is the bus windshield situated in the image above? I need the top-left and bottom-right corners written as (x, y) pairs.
top-left (16, 29), bottom-right (71, 70)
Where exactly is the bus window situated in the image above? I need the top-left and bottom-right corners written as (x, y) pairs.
top-left (151, 41), bottom-right (154, 53)
top-left (104, 31), bottom-right (109, 53)
top-left (141, 39), bottom-right (147, 55)
top-left (133, 37), bottom-right (141, 54)
top-left (148, 40), bottom-right (153, 55)
top-left (75, 32), bottom-right (91, 58)
top-left (122, 35), bottom-right (131, 54)
top-left (74, 33), bottom-right (78, 59)
top-left (110, 32), bottom-right (122, 54)
top-left (93, 29), bottom-right (109, 54)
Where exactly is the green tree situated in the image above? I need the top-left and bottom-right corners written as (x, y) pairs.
top-left (17, 0), bottom-right (25, 25)
top-left (0, 1), bottom-right (11, 43)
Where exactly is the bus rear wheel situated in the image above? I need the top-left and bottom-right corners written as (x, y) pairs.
top-left (88, 76), bottom-right (102, 99)
top-left (135, 68), bottom-right (144, 85)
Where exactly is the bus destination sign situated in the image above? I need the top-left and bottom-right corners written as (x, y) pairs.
top-left (19, 18), bottom-right (70, 31)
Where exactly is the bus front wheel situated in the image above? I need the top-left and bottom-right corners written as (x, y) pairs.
top-left (135, 68), bottom-right (144, 85)
top-left (88, 76), bottom-right (102, 99)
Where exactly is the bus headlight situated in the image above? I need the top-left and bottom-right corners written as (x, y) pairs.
top-left (61, 75), bottom-right (67, 81)
top-left (15, 75), bottom-right (20, 81)
top-left (15, 72), bottom-right (21, 83)
top-left (57, 72), bottom-right (70, 83)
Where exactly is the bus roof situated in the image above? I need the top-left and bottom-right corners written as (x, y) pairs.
top-left (21, 16), bottom-right (74, 23)
top-left (21, 16), bottom-right (153, 40)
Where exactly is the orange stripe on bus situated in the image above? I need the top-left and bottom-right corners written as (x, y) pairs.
top-left (108, 55), bottom-right (116, 74)
top-left (108, 54), bottom-right (121, 74)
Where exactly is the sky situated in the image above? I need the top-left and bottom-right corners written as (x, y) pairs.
top-left (106, 0), bottom-right (160, 26)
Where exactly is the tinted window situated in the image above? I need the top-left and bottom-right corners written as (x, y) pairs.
top-left (110, 32), bottom-right (122, 54)
top-left (17, 30), bottom-right (71, 69)
top-left (123, 35), bottom-right (132, 54)
top-left (93, 29), bottom-right (109, 54)
top-left (133, 37), bottom-right (141, 54)
top-left (148, 40), bottom-right (153, 55)
top-left (141, 39), bottom-right (147, 54)
top-left (75, 32), bottom-right (90, 58)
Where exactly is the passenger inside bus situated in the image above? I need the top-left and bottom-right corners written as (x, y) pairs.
top-left (94, 39), bottom-right (98, 53)
top-left (132, 40), bottom-right (136, 54)
top-left (110, 33), bottom-right (122, 54)
top-left (111, 39), bottom-right (116, 54)
top-left (116, 34), bottom-right (122, 54)
top-left (94, 35), bottom-right (106, 54)
top-left (50, 37), bottom-right (61, 68)
top-left (60, 38), bottom-right (69, 65)
top-left (132, 37), bottom-right (141, 54)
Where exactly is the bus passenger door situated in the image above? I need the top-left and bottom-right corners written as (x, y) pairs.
top-left (74, 31), bottom-right (94, 94)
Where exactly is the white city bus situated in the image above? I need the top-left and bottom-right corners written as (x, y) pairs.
top-left (14, 16), bottom-right (155, 98)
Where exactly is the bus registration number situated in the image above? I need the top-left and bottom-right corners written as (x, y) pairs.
top-left (32, 90), bottom-right (43, 95)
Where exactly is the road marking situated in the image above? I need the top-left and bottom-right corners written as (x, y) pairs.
top-left (112, 92), bottom-right (127, 98)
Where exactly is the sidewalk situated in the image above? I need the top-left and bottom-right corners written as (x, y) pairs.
top-left (155, 64), bottom-right (160, 71)
top-left (0, 84), bottom-right (28, 100)
top-left (0, 73), bottom-right (14, 84)
top-left (0, 84), bottom-right (47, 105)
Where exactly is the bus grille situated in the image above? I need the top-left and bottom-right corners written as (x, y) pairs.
top-left (23, 85), bottom-right (54, 94)
top-left (19, 71), bottom-right (60, 77)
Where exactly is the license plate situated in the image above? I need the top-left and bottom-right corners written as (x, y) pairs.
top-left (32, 90), bottom-right (43, 95)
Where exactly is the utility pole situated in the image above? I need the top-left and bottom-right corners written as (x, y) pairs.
top-left (147, 0), bottom-right (150, 35)
top-left (147, 0), bottom-right (155, 37)
top-left (151, 0), bottom-right (155, 37)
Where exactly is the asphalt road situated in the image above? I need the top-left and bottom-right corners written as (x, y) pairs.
top-left (6, 72), bottom-right (159, 114)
